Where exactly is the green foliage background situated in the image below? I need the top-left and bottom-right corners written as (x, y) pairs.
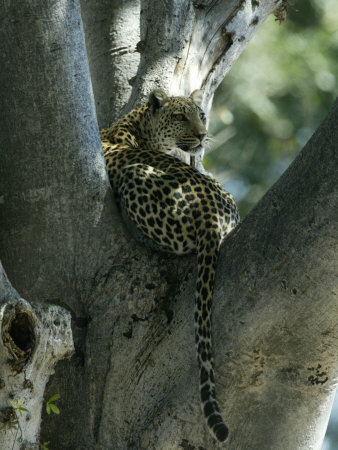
top-left (208, 1), bottom-right (338, 448)
top-left (208, 0), bottom-right (338, 219)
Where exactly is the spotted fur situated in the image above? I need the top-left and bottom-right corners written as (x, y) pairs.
top-left (101, 90), bottom-right (239, 442)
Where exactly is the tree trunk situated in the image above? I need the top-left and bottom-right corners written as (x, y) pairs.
top-left (1, 1), bottom-right (337, 449)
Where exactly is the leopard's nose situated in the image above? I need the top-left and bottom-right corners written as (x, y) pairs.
top-left (196, 133), bottom-right (206, 142)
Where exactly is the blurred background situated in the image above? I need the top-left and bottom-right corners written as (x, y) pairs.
top-left (207, 1), bottom-right (338, 447)
top-left (207, 0), bottom-right (337, 217)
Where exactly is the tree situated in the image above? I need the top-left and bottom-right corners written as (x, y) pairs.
top-left (0, 1), bottom-right (337, 449)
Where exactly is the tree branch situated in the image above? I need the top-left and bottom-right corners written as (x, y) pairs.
top-left (0, 261), bottom-right (74, 449)
top-left (208, 97), bottom-right (338, 449)
top-left (82, 0), bottom-right (285, 126)
top-left (80, 0), bottom-right (141, 127)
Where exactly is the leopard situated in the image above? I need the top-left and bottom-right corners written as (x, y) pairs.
top-left (101, 89), bottom-right (239, 443)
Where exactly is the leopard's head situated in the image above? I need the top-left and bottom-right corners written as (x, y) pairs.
top-left (147, 89), bottom-right (207, 153)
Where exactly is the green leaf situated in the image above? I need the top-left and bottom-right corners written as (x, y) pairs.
top-left (40, 441), bottom-right (50, 450)
top-left (18, 406), bottom-right (29, 413)
top-left (49, 404), bottom-right (60, 415)
top-left (47, 394), bottom-right (60, 403)
top-left (46, 404), bottom-right (51, 415)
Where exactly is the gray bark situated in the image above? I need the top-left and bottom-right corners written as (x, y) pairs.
top-left (80, 0), bottom-right (141, 128)
top-left (1, 1), bottom-right (337, 450)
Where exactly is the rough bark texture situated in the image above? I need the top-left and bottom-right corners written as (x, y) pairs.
top-left (0, 0), bottom-right (337, 449)
top-left (0, 262), bottom-right (74, 449)
top-left (80, 0), bottom-right (141, 128)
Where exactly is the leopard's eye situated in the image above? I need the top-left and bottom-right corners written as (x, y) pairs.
top-left (200, 112), bottom-right (206, 121)
top-left (174, 113), bottom-right (186, 121)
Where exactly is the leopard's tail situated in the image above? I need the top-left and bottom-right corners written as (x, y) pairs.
top-left (195, 236), bottom-right (229, 443)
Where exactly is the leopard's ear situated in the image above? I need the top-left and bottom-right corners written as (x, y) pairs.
top-left (148, 89), bottom-right (169, 112)
top-left (190, 89), bottom-right (204, 107)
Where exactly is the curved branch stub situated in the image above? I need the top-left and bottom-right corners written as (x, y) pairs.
top-left (0, 297), bottom-right (74, 449)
